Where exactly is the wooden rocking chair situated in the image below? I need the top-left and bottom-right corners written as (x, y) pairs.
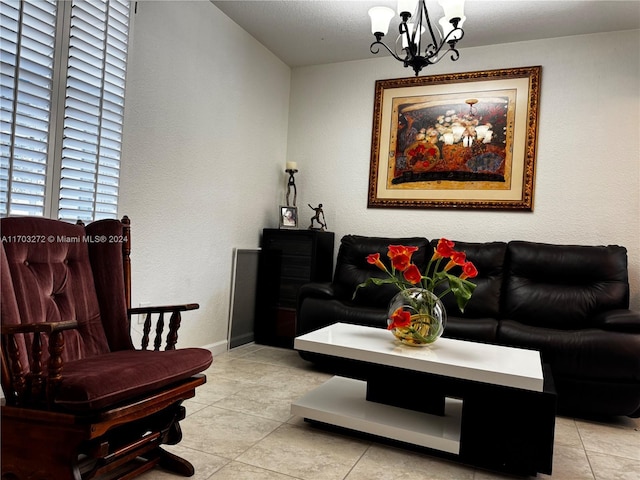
top-left (1, 216), bottom-right (213, 479)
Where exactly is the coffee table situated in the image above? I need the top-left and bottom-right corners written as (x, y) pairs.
top-left (291, 323), bottom-right (556, 476)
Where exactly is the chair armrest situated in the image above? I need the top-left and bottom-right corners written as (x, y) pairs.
top-left (1, 320), bottom-right (78, 407)
top-left (591, 309), bottom-right (640, 333)
top-left (128, 303), bottom-right (199, 315)
top-left (127, 303), bottom-right (199, 351)
top-left (1, 320), bottom-right (78, 335)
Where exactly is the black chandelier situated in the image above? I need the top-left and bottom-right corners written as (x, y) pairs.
top-left (368, 0), bottom-right (466, 76)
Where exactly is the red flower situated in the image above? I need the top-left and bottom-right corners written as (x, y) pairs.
top-left (403, 264), bottom-right (422, 284)
top-left (460, 261), bottom-right (478, 280)
top-left (388, 307), bottom-right (411, 330)
top-left (387, 245), bottom-right (419, 272)
top-left (366, 253), bottom-right (386, 271)
top-left (408, 144), bottom-right (426, 157)
top-left (445, 251), bottom-right (467, 271)
top-left (390, 254), bottom-right (412, 271)
top-left (431, 238), bottom-right (456, 260)
top-left (359, 238), bottom-right (478, 316)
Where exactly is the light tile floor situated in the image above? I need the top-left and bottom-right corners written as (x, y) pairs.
top-left (140, 344), bottom-right (640, 480)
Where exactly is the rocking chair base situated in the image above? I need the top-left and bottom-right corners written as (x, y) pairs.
top-left (1, 376), bottom-right (204, 480)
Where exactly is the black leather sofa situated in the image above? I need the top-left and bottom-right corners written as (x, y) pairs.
top-left (296, 235), bottom-right (640, 418)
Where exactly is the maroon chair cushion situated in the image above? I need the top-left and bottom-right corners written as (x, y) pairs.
top-left (55, 348), bottom-right (213, 411)
top-left (1, 243), bottom-right (29, 373)
top-left (1, 218), bottom-right (111, 364)
top-left (85, 219), bottom-right (134, 351)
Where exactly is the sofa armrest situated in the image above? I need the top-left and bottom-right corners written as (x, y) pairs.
top-left (296, 282), bottom-right (338, 320)
top-left (298, 282), bottom-right (337, 301)
top-left (591, 309), bottom-right (640, 333)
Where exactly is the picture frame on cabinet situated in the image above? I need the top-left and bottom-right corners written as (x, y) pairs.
top-left (279, 206), bottom-right (298, 229)
top-left (368, 66), bottom-right (541, 210)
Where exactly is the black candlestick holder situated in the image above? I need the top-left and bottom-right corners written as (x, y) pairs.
top-left (286, 168), bottom-right (298, 206)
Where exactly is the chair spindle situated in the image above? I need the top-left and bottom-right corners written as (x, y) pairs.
top-left (154, 312), bottom-right (165, 351)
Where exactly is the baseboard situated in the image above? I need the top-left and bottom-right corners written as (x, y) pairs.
top-left (203, 340), bottom-right (228, 357)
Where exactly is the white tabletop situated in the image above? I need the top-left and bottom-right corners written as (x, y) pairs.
top-left (295, 323), bottom-right (544, 392)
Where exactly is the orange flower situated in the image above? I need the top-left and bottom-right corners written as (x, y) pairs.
top-left (388, 307), bottom-right (411, 330)
top-left (387, 245), bottom-right (419, 272)
top-left (444, 251), bottom-right (466, 271)
top-left (358, 239), bottom-right (478, 316)
top-left (460, 261), bottom-right (478, 280)
top-left (431, 238), bottom-right (456, 260)
top-left (366, 253), bottom-right (386, 271)
top-left (403, 264), bottom-right (422, 284)
top-left (390, 254), bottom-right (412, 271)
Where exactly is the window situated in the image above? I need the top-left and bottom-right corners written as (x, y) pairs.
top-left (1, 0), bottom-right (131, 222)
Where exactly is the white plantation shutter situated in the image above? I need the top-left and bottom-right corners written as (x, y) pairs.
top-left (59, 0), bottom-right (130, 222)
top-left (0, 0), bottom-right (131, 221)
top-left (0, 0), bottom-right (57, 216)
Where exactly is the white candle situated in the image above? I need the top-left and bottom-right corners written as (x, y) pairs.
top-left (286, 161), bottom-right (297, 170)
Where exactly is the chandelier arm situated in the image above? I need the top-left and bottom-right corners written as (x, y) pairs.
top-left (370, 40), bottom-right (406, 62)
top-left (423, 45), bottom-right (460, 66)
top-left (399, 21), bottom-right (415, 61)
top-left (444, 27), bottom-right (465, 44)
top-left (423, 26), bottom-right (464, 60)
top-left (418, 1), bottom-right (440, 55)
top-left (448, 47), bottom-right (460, 62)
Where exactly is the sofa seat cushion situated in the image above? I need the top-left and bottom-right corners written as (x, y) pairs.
top-left (297, 297), bottom-right (388, 334)
top-left (54, 348), bottom-right (213, 412)
top-left (443, 317), bottom-right (499, 343)
top-left (498, 320), bottom-right (640, 381)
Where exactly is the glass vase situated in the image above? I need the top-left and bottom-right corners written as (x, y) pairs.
top-left (387, 288), bottom-right (447, 346)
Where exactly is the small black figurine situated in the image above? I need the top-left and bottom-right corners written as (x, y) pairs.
top-left (308, 203), bottom-right (327, 231)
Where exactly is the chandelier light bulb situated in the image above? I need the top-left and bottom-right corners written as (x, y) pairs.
top-left (369, 6), bottom-right (395, 36)
top-left (438, 0), bottom-right (465, 22)
top-left (402, 23), bottom-right (426, 49)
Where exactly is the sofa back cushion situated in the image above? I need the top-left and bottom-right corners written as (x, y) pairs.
top-left (333, 235), bottom-right (430, 308)
top-left (504, 241), bottom-right (630, 328)
top-left (430, 240), bottom-right (507, 318)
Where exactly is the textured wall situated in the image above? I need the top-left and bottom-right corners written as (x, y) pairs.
top-left (120, 1), bottom-right (291, 349)
top-left (120, 1), bottom-right (639, 353)
top-left (287, 30), bottom-right (640, 310)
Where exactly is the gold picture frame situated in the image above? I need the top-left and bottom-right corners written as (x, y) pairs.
top-left (368, 66), bottom-right (541, 210)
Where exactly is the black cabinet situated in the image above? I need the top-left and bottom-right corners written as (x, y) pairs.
top-left (255, 228), bottom-right (334, 348)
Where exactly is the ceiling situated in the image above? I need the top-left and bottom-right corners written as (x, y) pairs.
top-left (211, 0), bottom-right (640, 68)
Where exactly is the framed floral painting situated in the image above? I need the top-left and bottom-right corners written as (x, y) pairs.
top-left (368, 66), bottom-right (541, 210)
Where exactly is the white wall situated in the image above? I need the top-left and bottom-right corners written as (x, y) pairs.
top-left (288, 30), bottom-right (640, 310)
top-left (120, 2), bottom-right (639, 353)
top-left (120, 1), bottom-right (291, 350)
